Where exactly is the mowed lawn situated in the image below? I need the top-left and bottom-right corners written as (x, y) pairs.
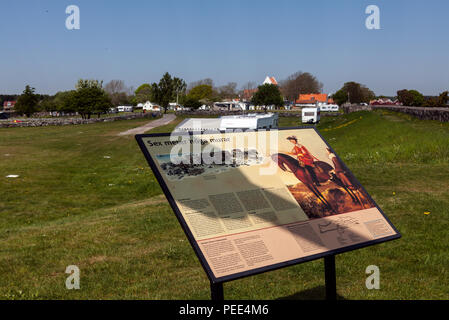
top-left (0, 110), bottom-right (448, 299)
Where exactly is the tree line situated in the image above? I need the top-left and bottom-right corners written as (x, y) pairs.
top-left (6, 71), bottom-right (449, 117)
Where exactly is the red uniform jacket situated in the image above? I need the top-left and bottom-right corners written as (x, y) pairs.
top-left (292, 144), bottom-right (315, 166)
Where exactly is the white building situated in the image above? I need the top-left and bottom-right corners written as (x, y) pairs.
top-left (262, 76), bottom-right (278, 86)
top-left (140, 102), bottom-right (161, 111)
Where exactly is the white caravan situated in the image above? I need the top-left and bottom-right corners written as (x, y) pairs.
top-left (302, 108), bottom-right (320, 124)
top-left (219, 113), bottom-right (279, 131)
top-left (117, 106), bottom-right (134, 112)
top-left (173, 113), bottom-right (279, 132)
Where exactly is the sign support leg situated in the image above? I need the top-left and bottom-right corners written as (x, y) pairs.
top-left (324, 255), bottom-right (337, 300)
top-left (210, 282), bottom-right (224, 301)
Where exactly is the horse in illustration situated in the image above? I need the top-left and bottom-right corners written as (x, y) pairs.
top-left (271, 153), bottom-right (336, 212)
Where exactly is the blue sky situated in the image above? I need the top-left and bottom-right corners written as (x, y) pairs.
top-left (1, 0), bottom-right (448, 96)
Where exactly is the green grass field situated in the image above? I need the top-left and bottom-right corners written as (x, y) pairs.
top-left (0, 110), bottom-right (448, 300)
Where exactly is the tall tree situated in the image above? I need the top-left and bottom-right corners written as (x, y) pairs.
top-left (151, 72), bottom-right (185, 113)
top-left (251, 84), bottom-right (283, 111)
top-left (172, 77), bottom-right (187, 104)
top-left (331, 89), bottom-right (348, 106)
top-left (104, 80), bottom-right (130, 106)
top-left (217, 82), bottom-right (238, 100)
top-left (438, 91), bottom-right (448, 106)
top-left (104, 80), bottom-right (126, 95)
top-left (281, 71), bottom-right (323, 102)
top-left (15, 85), bottom-right (39, 117)
top-left (134, 84), bottom-right (153, 104)
top-left (333, 82), bottom-right (375, 104)
top-left (397, 89), bottom-right (414, 106)
top-left (66, 79), bottom-right (113, 119)
top-left (187, 78), bottom-right (214, 91)
top-left (408, 90), bottom-right (424, 106)
top-left (181, 96), bottom-right (202, 110)
top-left (55, 91), bottom-right (76, 113)
top-left (188, 84), bottom-right (214, 101)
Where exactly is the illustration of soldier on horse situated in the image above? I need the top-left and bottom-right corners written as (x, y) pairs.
top-left (286, 136), bottom-right (322, 186)
top-left (271, 136), bottom-right (374, 218)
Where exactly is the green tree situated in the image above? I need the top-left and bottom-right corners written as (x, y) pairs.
top-left (15, 85), bottom-right (39, 117)
top-left (55, 91), bottom-right (76, 113)
top-left (251, 84), bottom-right (283, 110)
top-left (66, 79), bottom-right (113, 119)
top-left (188, 84), bottom-right (214, 101)
top-left (148, 73), bottom-right (187, 113)
top-left (181, 96), bottom-right (202, 110)
top-left (135, 83), bottom-right (153, 104)
top-left (151, 73), bottom-right (175, 113)
top-left (39, 96), bottom-right (57, 112)
top-left (332, 89), bottom-right (348, 106)
top-left (409, 90), bottom-right (424, 106)
top-left (438, 91), bottom-right (448, 106)
top-left (397, 89), bottom-right (414, 106)
top-left (173, 77), bottom-right (187, 104)
top-left (334, 82), bottom-right (375, 104)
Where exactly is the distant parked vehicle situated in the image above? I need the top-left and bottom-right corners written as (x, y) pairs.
top-left (117, 106), bottom-right (133, 112)
top-left (302, 108), bottom-right (320, 124)
top-left (318, 103), bottom-right (339, 112)
top-left (0, 112), bottom-right (10, 119)
top-left (219, 113), bottom-right (279, 131)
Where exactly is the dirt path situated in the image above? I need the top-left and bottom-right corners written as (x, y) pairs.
top-left (118, 113), bottom-right (176, 136)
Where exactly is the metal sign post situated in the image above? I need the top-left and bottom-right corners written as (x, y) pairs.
top-left (324, 255), bottom-right (337, 300)
top-left (210, 282), bottom-right (224, 301)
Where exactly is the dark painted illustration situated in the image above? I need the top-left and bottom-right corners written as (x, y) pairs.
top-left (272, 136), bottom-right (375, 219)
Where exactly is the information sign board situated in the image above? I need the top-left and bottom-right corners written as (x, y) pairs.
top-left (136, 127), bottom-right (400, 283)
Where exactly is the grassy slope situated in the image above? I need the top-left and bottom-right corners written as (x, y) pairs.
top-left (0, 110), bottom-right (448, 299)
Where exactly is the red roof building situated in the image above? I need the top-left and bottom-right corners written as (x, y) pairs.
top-left (295, 93), bottom-right (331, 105)
top-left (3, 101), bottom-right (16, 110)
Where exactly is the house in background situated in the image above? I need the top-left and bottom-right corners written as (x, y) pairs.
top-left (139, 101), bottom-right (161, 111)
top-left (369, 98), bottom-right (401, 106)
top-left (242, 88), bottom-right (258, 102)
top-left (262, 76), bottom-right (278, 86)
top-left (242, 76), bottom-right (278, 102)
top-left (294, 94), bottom-right (334, 108)
top-left (3, 101), bottom-right (16, 111)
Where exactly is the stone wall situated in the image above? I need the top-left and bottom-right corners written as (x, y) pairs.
top-left (342, 105), bottom-right (449, 122)
top-left (0, 112), bottom-right (161, 128)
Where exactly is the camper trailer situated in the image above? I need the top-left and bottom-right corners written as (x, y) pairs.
top-left (318, 103), bottom-right (339, 112)
top-left (173, 113), bottom-right (279, 133)
top-left (219, 113), bottom-right (278, 131)
top-left (302, 108), bottom-right (320, 124)
top-left (117, 106), bottom-right (134, 112)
